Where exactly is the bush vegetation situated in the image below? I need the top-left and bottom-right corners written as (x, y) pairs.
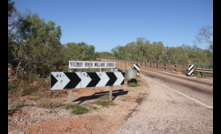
top-left (64, 104), bottom-right (89, 115)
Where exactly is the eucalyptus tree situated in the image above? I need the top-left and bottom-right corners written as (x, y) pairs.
top-left (194, 25), bottom-right (213, 50)
top-left (8, 0), bottom-right (20, 63)
top-left (63, 42), bottom-right (97, 63)
top-left (97, 51), bottom-right (113, 59)
top-left (135, 38), bottom-right (146, 61)
top-left (151, 41), bottom-right (166, 63)
top-left (9, 11), bottom-right (63, 78)
top-left (111, 45), bottom-right (126, 60)
top-left (124, 42), bottom-right (136, 60)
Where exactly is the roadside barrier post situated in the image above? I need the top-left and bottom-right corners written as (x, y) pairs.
top-left (67, 69), bottom-right (72, 104)
top-left (109, 86), bottom-right (113, 101)
top-left (187, 64), bottom-right (194, 76)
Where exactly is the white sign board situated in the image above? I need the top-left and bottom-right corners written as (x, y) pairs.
top-left (69, 61), bottom-right (116, 69)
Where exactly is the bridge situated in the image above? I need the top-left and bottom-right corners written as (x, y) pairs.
top-left (100, 58), bottom-right (213, 133)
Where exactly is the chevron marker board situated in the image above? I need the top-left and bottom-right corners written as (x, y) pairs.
top-left (51, 72), bottom-right (125, 90)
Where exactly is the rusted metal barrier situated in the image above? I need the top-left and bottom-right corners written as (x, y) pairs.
top-left (195, 68), bottom-right (213, 77)
top-left (99, 58), bottom-right (213, 76)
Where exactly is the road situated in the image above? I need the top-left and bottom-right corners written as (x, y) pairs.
top-left (141, 67), bottom-right (213, 108)
top-left (117, 67), bottom-right (213, 134)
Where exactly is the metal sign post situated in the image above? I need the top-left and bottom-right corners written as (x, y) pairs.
top-left (67, 69), bottom-right (72, 104)
top-left (109, 86), bottom-right (113, 101)
top-left (67, 89), bottom-right (72, 104)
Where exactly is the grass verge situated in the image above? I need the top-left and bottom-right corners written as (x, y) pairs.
top-left (9, 101), bottom-right (29, 109)
top-left (95, 100), bottom-right (110, 107)
top-left (94, 94), bottom-right (115, 107)
top-left (64, 104), bottom-right (89, 115)
top-left (38, 98), bottom-right (63, 109)
top-left (127, 78), bottom-right (139, 87)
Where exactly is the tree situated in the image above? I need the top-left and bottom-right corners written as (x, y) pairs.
top-left (8, 0), bottom-right (15, 17)
top-left (62, 42), bottom-right (97, 63)
top-left (165, 47), bottom-right (179, 64)
top-left (9, 11), bottom-right (63, 78)
top-left (151, 41), bottom-right (165, 62)
top-left (8, 0), bottom-right (20, 61)
top-left (124, 42), bottom-right (136, 60)
top-left (194, 25), bottom-right (213, 50)
top-left (110, 37), bottom-right (212, 66)
top-left (97, 51), bottom-right (113, 59)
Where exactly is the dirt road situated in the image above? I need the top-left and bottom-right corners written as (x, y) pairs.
top-left (117, 68), bottom-right (213, 134)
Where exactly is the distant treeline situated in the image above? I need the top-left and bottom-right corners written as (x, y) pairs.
top-left (109, 38), bottom-right (213, 67)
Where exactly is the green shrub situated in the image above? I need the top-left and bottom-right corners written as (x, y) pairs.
top-left (38, 98), bottom-right (63, 108)
top-left (71, 106), bottom-right (88, 115)
top-left (9, 101), bottom-right (29, 109)
top-left (64, 104), bottom-right (88, 115)
top-left (127, 82), bottom-right (139, 87)
top-left (91, 106), bottom-right (98, 110)
top-left (98, 94), bottom-right (109, 100)
top-left (127, 79), bottom-right (139, 87)
top-left (95, 100), bottom-right (110, 107)
top-left (64, 104), bottom-right (77, 110)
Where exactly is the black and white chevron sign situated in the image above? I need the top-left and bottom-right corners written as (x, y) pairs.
top-left (51, 72), bottom-right (125, 90)
top-left (187, 64), bottom-right (194, 76)
top-left (134, 64), bottom-right (140, 75)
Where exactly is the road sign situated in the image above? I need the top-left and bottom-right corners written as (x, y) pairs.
top-left (134, 64), bottom-right (140, 75)
top-left (69, 61), bottom-right (116, 69)
top-left (187, 64), bottom-right (194, 76)
top-left (51, 72), bottom-right (125, 90)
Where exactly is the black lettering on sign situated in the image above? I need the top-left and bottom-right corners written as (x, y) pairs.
top-left (101, 63), bottom-right (105, 67)
top-left (95, 63), bottom-right (105, 67)
top-left (70, 62), bottom-right (83, 67)
top-left (85, 62), bottom-right (93, 67)
top-left (106, 63), bottom-right (115, 67)
top-left (95, 63), bottom-right (98, 67)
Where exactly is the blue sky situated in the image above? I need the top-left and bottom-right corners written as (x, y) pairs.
top-left (13, 0), bottom-right (213, 52)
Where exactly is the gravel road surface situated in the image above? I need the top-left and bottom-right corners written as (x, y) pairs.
top-left (117, 69), bottom-right (213, 134)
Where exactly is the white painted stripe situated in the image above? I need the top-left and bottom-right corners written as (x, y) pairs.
top-left (51, 72), bottom-right (70, 90)
top-left (96, 72), bottom-right (110, 87)
top-left (113, 72), bottom-right (124, 85)
top-left (75, 72), bottom-right (82, 88)
top-left (134, 64), bottom-right (140, 71)
top-left (134, 64), bottom-right (140, 75)
top-left (80, 72), bottom-right (92, 88)
top-left (188, 65), bottom-right (194, 71)
top-left (188, 69), bottom-right (194, 75)
top-left (144, 76), bottom-right (213, 109)
top-left (188, 64), bottom-right (194, 75)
